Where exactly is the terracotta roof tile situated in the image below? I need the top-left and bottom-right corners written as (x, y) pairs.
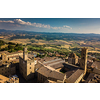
top-left (37, 67), bottom-right (51, 77)
top-left (67, 69), bottom-right (84, 83)
top-left (48, 71), bottom-right (65, 81)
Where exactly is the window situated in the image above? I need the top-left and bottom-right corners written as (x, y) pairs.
top-left (30, 67), bottom-right (31, 69)
top-left (83, 53), bottom-right (85, 56)
top-left (30, 63), bottom-right (31, 65)
top-left (82, 57), bottom-right (84, 59)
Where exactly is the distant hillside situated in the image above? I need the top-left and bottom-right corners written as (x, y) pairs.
top-left (0, 40), bottom-right (23, 53)
top-left (0, 29), bottom-right (100, 41)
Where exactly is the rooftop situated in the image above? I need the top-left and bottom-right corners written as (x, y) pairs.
top-left (61, 62), bottom-right (84, 82)
top-left (49, 61), bottom-right (66, 69)
top-left (0, 61), bottom-right (10, 68)
top-left (43, 58), bottom-right (65, 69)
top-left (0, 51), bottom-right (10, 55)
top-left (0, 59), bottom-right (19, 68)
top-left (93, 61), bottom-right (100, 69)
top-left (0, 50), bottom-right (23, 56)
top-left (67, 69), bottom-right (84, 83)
top-left (37, 57), bottom-right (84, 82)
top-left (0, 74), bottom-right (9, 83)
top-left (20, 54), bottom-right (35, 62)
top-left (65, 69), bottom-right (78, 78)
top-left (27, 54), bottom-right (34, 60)
top-left (35, 62), bottom-right (45, 71)
top-left (85, 73), bottom-right (100, 83)
top-left (85, 73), bottom-right (95, 83)
top-left (38, 57), bottom-right (57, 63)
top-left (8, 55), bottom-right (19, 58)
top-left (37, 66), bottom-right (51, 77)
top-left (48, 71), bottom-right (65, 81)
top-left (7, 50), bottom-right (23, 55)
top-left (37, 62), bottom-right (65, 81)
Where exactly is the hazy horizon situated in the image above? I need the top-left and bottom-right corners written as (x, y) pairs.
top-left (0, 18), bottom-right (100, 34)
top-left (0, 28), bottom-right (99, 35)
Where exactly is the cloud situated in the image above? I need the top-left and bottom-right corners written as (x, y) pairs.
top-left (14, 19), bottom-right (32, 25)
top-left (63, 25), bottom-right (72, 29)
top-left (13, 19), bottom-right (51, 29)
top-left (0, 20), bottom-right (14, 23)
top-left (0, 19), bottom-right (72, 30)
top-left (51, 25), bottom-right (72, 30)
top-left (51, 27), bottom-right (58, 29)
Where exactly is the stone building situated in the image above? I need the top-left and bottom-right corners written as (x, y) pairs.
top-left (37, 65), bottom-right (66, 83)
top-left (0, 50), bottom-right (22, 79)
top-left (79, 47), bottom-right (88, 75)
top-left (0, 61), bottom-right (16, 77)
top-left (1, 53), bottom-right (7, 61)
top-left (0, 74), bottom-right (9, 83)
top-left (0, 47), bottom-right (89, 83)
top-left (84, 73), bottom-right (100, 83)
top-left (19, 47), bottom-right (37, 81)
top-left (35, 47), bottom-right (88, 83)
top-left (34, 57), bottom-right (66, 83)
top-left (0, 51), bottom-right (9, 58)
top-left (36, 58), bottom-right (85, 83)
top-left (0, 50), bottom-right (23, 61)
top-left (68, 52), bottom-right (78, 65)
top-left (0, 74), bottom-right (19, 83)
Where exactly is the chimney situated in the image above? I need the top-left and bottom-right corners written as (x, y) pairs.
top-left (23, 47), bottom-right (27, 60)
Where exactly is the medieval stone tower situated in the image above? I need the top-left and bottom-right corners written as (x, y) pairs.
top-left (19, 47), bottom-right (37, 80)
top-left (23, 47), bottom-right (27, 60)
top-left (80, 47), bottom-right (88, 74)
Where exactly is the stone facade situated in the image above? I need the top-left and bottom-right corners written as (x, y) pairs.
top-left (0, 47), bottom-right (89, 83)
top-left (19, 47), bottom-right (37, 81)
top-left (1, 51), bottom-right (23, 61)
top-left (1, 53), bottom-right (7, 61)
top-left (37, 72), bottom-right (47, 83)
top-left (0, 63), bottom-right (16, 77)
top-left (68, 53), bottom-right (78, 65)
top-left (0, 51), bottom-right (21, 78)
top-left (23, 47), bottom-right (27, 60)
top-left (80, 47), bottom-right (88, 75)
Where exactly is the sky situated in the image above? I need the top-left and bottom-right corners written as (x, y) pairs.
top-left (0, 18), bottom-right (100, 34)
